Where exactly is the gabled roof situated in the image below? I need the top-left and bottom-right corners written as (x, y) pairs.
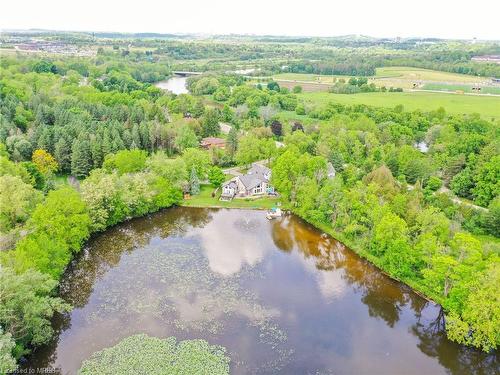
top-left (222, 180), bottom-right (238, 189)
top-left (326, 162), bottom-right (336, 176)
top-left (238, 174), bottom-right (265, 190)
top-left (248, 164), bottom-right (271, 177)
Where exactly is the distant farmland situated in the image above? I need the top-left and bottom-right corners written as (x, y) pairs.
top-left (273, 79), bottom-right (332, 92)
top-left (421, 83), bottom-right (500, 95)
top-left (273, 67), bottom-right (495, 91)
top-left (298, 91), bottom-right (500, 119)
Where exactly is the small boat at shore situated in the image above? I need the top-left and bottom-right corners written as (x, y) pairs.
top-left (266, 207), bottom-right (282, 220)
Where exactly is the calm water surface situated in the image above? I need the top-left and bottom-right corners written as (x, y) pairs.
top-left (26, 208), bottom-right (498, 374)
top-left (155, 76), bottom-right (188, 94)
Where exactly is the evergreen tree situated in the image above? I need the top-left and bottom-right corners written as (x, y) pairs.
top-left (37, 127), bottom-right (53, 153)
top-left (226, 127), bottom-right (238, 158)
top-left (122, 129), bottom-right (132, 149)
top-left (90, 137), bottom-right (104, 168)
top-left (189, 168), bottom-right (200, 195)
top-left (102, 131), bottom-right (112, 156)
top-left (132, 124), bottom-right (142, 149)
top-left (139, 122), bottom-right (151, 151)
top-left (71, 138), bottom-right (92, 178)
top-left (54, 138), bottom-right (71, 173)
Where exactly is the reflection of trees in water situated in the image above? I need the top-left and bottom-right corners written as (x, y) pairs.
top-left (60, 207), bottom-right (212, 308)
top-left (270, 218), bottom-right (294, 252)
top-left (270, 213), bottom-right (498, 374)
top-left (411, 308), bottom-right (499, 375)
top-left (25, 207), bottom-right (213, 372)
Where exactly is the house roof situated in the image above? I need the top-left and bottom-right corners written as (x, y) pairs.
top-left (248, 164), bottom-right (270, 177)
top-left (200, 137), bottom-right (226, 148)
top-left (239, 174), bottom-right (265, 190)
top-left (222, 180), bottom-right (237, 189)
top-left (326, 162), bottom-right (336, 176)
top-left (236, 163), bottom-right (271, 190)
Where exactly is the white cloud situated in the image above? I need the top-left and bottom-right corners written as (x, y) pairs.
top-left (1, 0), bottom-right (499, 40)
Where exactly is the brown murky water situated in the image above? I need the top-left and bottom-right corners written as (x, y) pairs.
top-left (25, 208), bottom-right (498, 374)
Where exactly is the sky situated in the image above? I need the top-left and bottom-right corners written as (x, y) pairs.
top-left (1, 0), bottom-right (499, 40)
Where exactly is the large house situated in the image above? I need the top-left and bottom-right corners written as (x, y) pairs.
top-left (221, 164), bottom-right (274, 200)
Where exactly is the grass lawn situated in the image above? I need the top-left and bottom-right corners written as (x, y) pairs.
top-left (422, 83), bottom-right (500, 95)
top-left (298, 91), bottom-right (500, 119)
top-left (180, 184), bottom-right (279, 210)
top-left (53, 174), bottom-right (71, 187)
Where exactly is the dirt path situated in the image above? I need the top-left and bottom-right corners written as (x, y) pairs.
top-left (437, 186), bottom-right (488, 211)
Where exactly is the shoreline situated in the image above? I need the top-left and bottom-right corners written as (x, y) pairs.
top-left (178, 199), bottom-right (439, 304)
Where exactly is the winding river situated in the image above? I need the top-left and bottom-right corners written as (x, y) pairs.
top-left (155, 76), bottom-right (189, 94)
top-left (26, 208), bottom-right (498, 374)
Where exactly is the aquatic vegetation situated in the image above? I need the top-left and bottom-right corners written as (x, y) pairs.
top-left (78, 334), bottom-right (230, 375)
top-left (84, 240), bottom-right (292, 372)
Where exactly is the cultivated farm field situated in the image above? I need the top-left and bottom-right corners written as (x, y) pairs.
top-left (273, 67), bottom-right (496, 91)
top-left (298, 91), bottom-right (500, 119)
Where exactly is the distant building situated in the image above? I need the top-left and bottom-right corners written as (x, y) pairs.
top-left (471, 55), bottom-right (500, 64)
top-left (219, 122), bottom-right (232, 134)
top-left (326, 162), bottom-right (336, 179)
top-left (221, 164), bottom-right (274, 200)
top-left (200, 137), bottom-right (226, 150)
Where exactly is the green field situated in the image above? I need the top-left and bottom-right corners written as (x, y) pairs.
top-left (374, 67), bottom-right (485, 82)
top-left (180, 185), bottom-right (279, 210)
top-left (274, 67), bottom-right (486, 82)
top-left (422, 83), bottom-right (500, 95)
top-left (273, 67), bottom-right (492, 91)
top-left (298, 91), bottom-right (500, 119)
top-left (272, 72), bottom-right (345, 83)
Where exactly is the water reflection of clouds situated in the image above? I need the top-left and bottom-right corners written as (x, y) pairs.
top-left (168, 294), bottom-right (280, 328)
top-left (274, 218), bottom-right (348, 302)
top-left (192, 210), bottom-right (268, 276)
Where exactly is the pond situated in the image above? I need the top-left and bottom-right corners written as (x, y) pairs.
top-left (25, 208), bottom-right (498, 374)
top-left (155, 76), bottom-right (189, 95)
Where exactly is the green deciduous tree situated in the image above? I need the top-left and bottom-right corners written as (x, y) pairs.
top-left (450, 263), bottom-right (500, 352)
top-left (472, 155), bottom-right (499, 207)
top-left (182, 148), bottom-right (210, 179)
top-left (0, 327), bottom-right (16, 373)
top-left (200, 108), bottom-right (220, 137)
top-left (175, 126), bottom-right (199, 152)
top-left (103, 149), bottom-right (147, 175)
top-left (371, 212), bottom-right (415, 278)
top-left (146, 153), bottom-right (187, 188)
top-left (0, 267), bottom-right (71, 353)
top-left (28, 187), bottom-right (91, 252)
top-left (0, 175), bottom-right (42, 233)
top-left (208, 166), bottom-right (225, 188)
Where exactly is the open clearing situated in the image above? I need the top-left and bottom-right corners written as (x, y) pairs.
top-left (298, 91), bottom-right (500, 119)
top-left (422, 83), bottom-right (500, 95)
top-left (180, 185), bottom-right (278, 209)
top-left (375, 67), bottom-right (486, 83)
top-left (273, 67), bottom-right (496, 91)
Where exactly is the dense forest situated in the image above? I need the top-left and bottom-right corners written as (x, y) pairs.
top-left (0, 33), bottom-right (499, 372)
